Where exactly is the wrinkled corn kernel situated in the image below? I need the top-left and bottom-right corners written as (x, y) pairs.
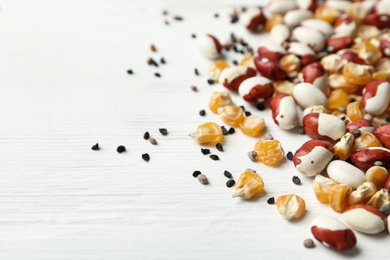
top-left (357, 41), bottom-right (382, 65)
top-left (348, 182), bottom-right (377, 206)
top-left (372, 70), bottom-right (389, 81)
top-left (329, 184), bottom-right (352, 213)
top-left (328, 89), bottom-right (349, 111)
top-left (218, 105), bottom-right (244, 127)
top-left (232, 171), bottom-right (264, 199)
top-left (209, 92), bottom-right (234, 113)
top-left (346, 3), bottom-right (369, 24)
top-left (334, 133), bottom-right (355, 161)
top-left (352, 132), bottom-right (380, 152)
top-left (321, 54), bottom-right (346, 75)
top-left (367, 189), bottom-right (390, 210)
top-left (273, 80), bottom-right (295, 96)
top-left (314, 6), bottom-right (340, 23)
top-left (346, 101), bottom-right (365, 121)
top-left (313, 175), bottom-right (338, 204)
top-left (276, 194), bottom-right (306, 219)
top-left (240, 54), bottom-right (255, 69)
top-left (254, 139), bottom-right (284, 166)
top-left (189, 122), bottom-right (223, 144)
top-left (343, 62), bottom-right (373, 86)
top-left (208, 60), bottom-right (230, 81)
top-left (328, 74), bottom-right (359, 94)
top-left (280, 54), bottom-right (301, 75)
top-left (356, 25), bottom-right (381, 41)
top-left (265, 14), bottom-right (284, 32)
top-left (239, 115), bottom-right (265, 137)
top-left (366, 166), bottom-right (389, 190)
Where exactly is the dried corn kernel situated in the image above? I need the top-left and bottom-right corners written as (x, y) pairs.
top-left (208, 60), bottom-right (229, 81)
top-left (346, 101), bottom-right (365, 121)
top-left (329, 184), bottom-right (352, 213)
top-left (209, 92), bottom-right (234, 113)
top-left (346, 3), bottom-right (369, 24)
top-left (276, 194), bottom-right (306, 220)
top-left (313, 175), bottom-right (338, 204)
top-left (331, 111), bottom-right (352, 124)
top-left (328, 89), bottom-right (349, 111)
top-left (314, 6), bottom-right (340, 24)
top-left (232, 171), bottom-right (264, 199)
top-left (218, 105), bottom-right (244, 127)
top-left (254, 139), bottom-right (284, 166)
top-left (356, 25), bottom-right (381, 41)
top-left (367, 189), bottom-right (390, 210)
top-left (348, 182), bottom-right (377, 206)
top-left (328, 74), bottom-right (359, 94)
top-left (265, 14), bottom-right (283, 32)
top-left (321, 54), bottom-right (346, 75)
top-left (189, 122), bottom-right (223, 144)
top-left (352, 132), bottom-right (380, 152)
top-left (343, 62), bottom-right (373, 86)
top-left (280, 54), bottom-right (301, 75)
top-left (273, 80), bottom-right (295, 96)
top-left (371, 114), bottom-right (390, 128)
top-left (334, 133), bottom-right (355, 161)
top-left (357, 41), bottom-right (382, 65)
top-left (303, 105), bottom-right (328, 117)
top-left (239, 115), bottom-right (265, 137)
top-left (366, 166), bottom-right (389, 190)
top-left (240, 54), bottom-right (255, 69)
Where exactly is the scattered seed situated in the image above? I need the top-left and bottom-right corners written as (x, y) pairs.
top-left (199, 109), bottom-right (206, 116)
top-left (201, 148), bottom-right (211, 155)
top-left (226, 179), bottom-right (235, 188)
top-left (209, 154), bottom-right (219, 161)
top-left (191, 34), bottom-right (196, 39)
top-left (350, 129), bottom-right (361, 138)
top-left (241, 6), bottom-right (247, 12)
top-left (190, 85), bottom-right (198, 92)
top-left (286, 151), bottom-right (293, 161)
top-left (248, 151), bottom-right (257, 162)
top-left (380, 204), bottom-right (390, 215)
top-left (349, 98), bottom-right (356, 103)
top-left (126, 69), bottom-right (133, 75)
top-left (233, 60), bottom-right (238, 65)
top-left (160, 57), bottom-right (166, 64)
top-left (91, 143), bottom-right (100, 151)
top-left (267, 197), bottom-right (275, 204)
top-left (245, 111), bottom-right (252, 117)
top-left (240, 105), bottom-right (245, 111)
top-left (256, 104), bottom-right (265, 111)
top-left (142, 153), bottom-right (150, 161)
top-left (340, 116), bottom-right (346, 121)
top-left (154, 72), bottom-right (161, 77)
top-left (303, 239), bottom-right (315, 248)
top-left (164, 20), bottom-right (169, 25)
top-left (143, 131), bottom-right (150, 140)
top-left (149, 137), bottom-right (158, 145)
top-left (263, 133), bottom-right (274, 140)
top-left (117, 145), bottom-right (126, 153)
top-left (194, 68), bottom-right (199, 75)
top-left (173, 15), bottom-right (183, 21)
top-left (228, 127), bottom-right (235, 134)
top-left (230, 16), bottom-right (238, 23)
top-left (147, 57), bottom-right (158, 67)
top-left (216, 143), bottom-right (223, 152)
top-left (214, 13), bottom-right (219, 18)
top-left (221, 126), bottom-right (228, 135)
top-left (197, 174), bottom-right (208, 184)
top-left (150, 44), bottom-right (156, 52)
top-left (159, 128), bottom-right (168, 135)
top-left (193, 170), bottom-right (201, 178)
top-left (292, 176), bottom-right (301, 185)
top-left (207, 79), bottom-right (214, 85)
top-left (224, 170), bottom-right (233, 178)
top-left (162, 10), bottom-right (168, 15)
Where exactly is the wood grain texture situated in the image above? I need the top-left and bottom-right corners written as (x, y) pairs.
top-left (0, 0), bottom-right (388, 259)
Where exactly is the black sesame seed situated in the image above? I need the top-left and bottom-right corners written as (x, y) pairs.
top-left (216, 143), bottom-right (223, 152)
top-left (207, 79), bottom-right (215, 85)
top-left (191, 34), bottom-right (196, 39)
top-left (230, 17), bottom-right (238, 23)
top-left (340, 116), bottom-right (346, 121)
top-left (154, 72), bottom-right (161, 77)
top-left (117, 145), bottom-right (126, 153)
top-left (193, 170), bottom-right (201, 178)
top-left (173, 15), bottom-right (183, 21)
top-left (159, 128), bottom-right (168, 135)
top-left (240, 105), bottom-right (245, 111)
top-left (194, 68), bottom-right (199, 75)
top-left (160, 57), bottom-right (166, 64)
top-left (245, 111), bottom-right (252, 117)
top-left (256, 104), bottom-right (265, 111)
top-left (199, 109), bottom-right (206, 116)
top-left (221, 125), bottom-right (228, 135)
top-left (233, 60), bottom-right (238, 65)
top-left (201, 148), bottom-right (211, 155)
top-left (126, 69), bottom-right (133, 75)
top-left (292, 176), bottom-right (301, 185)
top-left (226, 179), bottom-right (235, 188)
top-left (349, 98), bottom-right (356, 103)
top-left (224, 170), bottom-right (232, 178)
top-left (209, 154), bottom-right (219, 161)
top-left (143, 131), bottom-right (150, 140)
top-left (240, 49), bottom-right (245, 55)
top-left (228, 127), bottom-right (235, 134)
top-left (286, 151), bottom-right (293, 161)
top-left (214, 13), bottom-right (219, 18)
top-left (233, 45), bottom-right (238, 53)
top-left (91, 143), bottom-right (100, 151)
top-left (142, 153), bottom-right (150, 162)
top-left (267, 197), bottom-right (275, 204)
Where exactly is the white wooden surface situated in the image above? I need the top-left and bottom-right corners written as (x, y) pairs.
top-left (0, 0), bottom-right (388, 259)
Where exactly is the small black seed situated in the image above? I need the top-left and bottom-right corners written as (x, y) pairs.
top-left (221, 125), bottom-right (228, 135)
top-left (142, 153), bottom-right (150, 162)
top-left (292, 176), bottom-right (301, 185)
top-left (201, 148), bottom-right (211, 155)
top-left (193, 170), bottom-right (201, 178)
top-left (164, 20), bottom-right (169, 25)
top-left (224, 170), bottom-right (232, 178)
top-left (154, 72), bottom-right (161, 77)
top-left (245, 111), bottom-right (252, 117)
top-left (91, 143), bottom-right (100, 151)
top-left (173, 15), bottom-right (183, 21)
top-left (230, 16), bottom-right (238, 23)
top-left (240, 49), bottom-right (245, 55)
top-left (380, 204), bottom-right (390, 215)
top-left (267, 197), bottom-right (275, 204)
top-left (117, 145), bottom-right (126, 153)
top-left (233, 60), bottom-right (238, 65)
top-left (190, 85), bottom-right (198, 92)
top-left (226, 179), bottom-right (235, 188)
top-left (160, 57), bottom-right (166, 64)
top-left (228, 127), bottom-right (235, 134)
top-left (126, 69), bottom-right (133, 75)
top-left (233, 45), bottom-right (238, 53)
top-left (349, 98), bottom-right (356, 103)
top-left (339, 107), bottom-right (347, 113)
top-left (194, 68), bottom-right (199, 75)
top-left (199, 109), bottom-right (206, 116)
top-left (216, 143), bottom-right (223, 152)
top-left (240, 105), bottom-right (245, 111)
top-left (256, 104), bottom-right (265, 111)
top-left (207, 79), bottom-right (214, 85)
top-left (296, 54), bottom-right (302, 59)
top-left (191, 34), bottom-right (196, 39)
top-left (286, 151), bottom-right (293, 161)
top-left (143, 131), bottom-right (150, 140)
top-left (209, 154), bottom-right (219, 161)
top-left (159, 128), bottom-right (168, 135)
top-left (340, 116), bottom-right (346, 121)
top-left (214, 13), bottom-right (219, 18)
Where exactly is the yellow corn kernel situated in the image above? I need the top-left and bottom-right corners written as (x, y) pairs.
top-left (312, 175), bottom-right (338, 204)
top-left (314, 6), bottom-right (340, 23)
top-left (265, 14), bottom-right (283, 32)
top-left (239, 115), bottom-right (265, 137)
top-left (343, 62), bottom-right (373, 86)
top-left (346, 101), bottom-right (365, 121)
top-left (208, 92), bottom-right (234, 113)
top-left (240, 54), bottom-right (255, 69)
top-left (372, 70), bottom-right (389, 81)
top-left (273, 80), bottom-right (295, 96)
top-left (208, 60), bottom-right (230, 81)
top-left (329, 184), bottom-right (352, 213)
top-left (352, 132), bottom-right (380, 152)
top-left (189, 122), bottom-right (223, 144)
top-left (321, 54), bottom-right (346, 75)
top-left (371, 114), bottom-right (390, 128)
top-left (367, 189), bottom-right (390, 210)
top-left (280, 54), bottom-right (301, 75)
top-left (366, 166), bottom-right (389, 190)
top-left (357, 41), bottom-right (382, 65)
top-left (328, 89), bottom-right (349, 111)
top-left (218, 105), bottom-right (244, 127)
top-left (356, 25), bottom-right (381, 41)
top-left (276, 194), bottom-right (306, 220)
top-left (254, 139), bottom-right (284, 166)
top-left (348, 182), bottom-right (377, 206)
top-left (346, 3), bottom-right (369, 24)
top-left (334, 133), bottom-right (355, 161)
top-left (328, 74), bottom-right (359, 94)
top-left (232, 171), bottom-right (264, 199)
